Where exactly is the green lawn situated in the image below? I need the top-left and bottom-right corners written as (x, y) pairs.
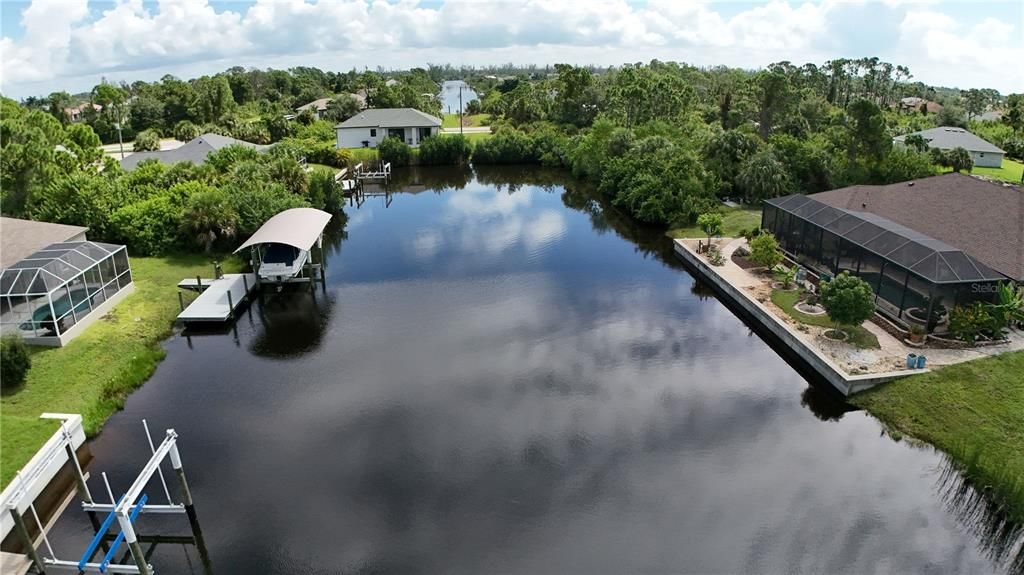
top-left (853, 351), bottom-right (1024, 522)
top-left (307, 162), bottom-right (339, 173)
top-left (0, 253), bottom-right (243, 487)
top-left (345, 148), bottom-right (379, 163)
top-left (448, 131), bottom-right (493, 142)
top-left (442, 113), bottom-right (489, 128)
top-left (668, 205), bottom-right (763, 239)
top-left (770, 288), bottom-right (880, 349)
top-left (939, 158), bottom-right (1023, 183)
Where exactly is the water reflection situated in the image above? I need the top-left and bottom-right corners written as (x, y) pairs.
top-left (46, 166), bottom-right (1021, 574)
top-left (938, 458), bottom-right (1024, 574)
top-left (249, 290), bottom-right (332, 359)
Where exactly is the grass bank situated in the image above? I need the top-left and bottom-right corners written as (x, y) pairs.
top-left (0, 253), bottom-right (243, 487)
top-left (939, 158), bottom-right (1023, 184)
top-left (853, 351), bottom-right (1024, 522)
top-left (668, 205), bottom-right (762, 239)
top-left (770, 288), bottom-right (880, 349)
top-left (442, 113), bottom-right (490, 128)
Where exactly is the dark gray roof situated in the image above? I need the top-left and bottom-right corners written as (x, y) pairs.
top-left (335, 108), bottom-right (441, 129)
top-left (894, 127), bottom-right (1004, 154)
top-left (119, 133), bottom-right (268, 171)
top-left (806, 173), bottom-right (1024, 281)
top-left (767, 193), bottom-right (1008, 283)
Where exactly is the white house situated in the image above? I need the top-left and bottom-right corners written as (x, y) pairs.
top-left (894, 126), bottom-right (1005, 168)
top-left (335, 108), bottom-right (442, 149)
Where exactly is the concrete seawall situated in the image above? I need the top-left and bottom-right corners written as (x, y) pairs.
top-left (673, 239), bottom-right (918, 396)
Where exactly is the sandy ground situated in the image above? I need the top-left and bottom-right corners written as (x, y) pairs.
top-left (681, 236), bottom-right (1024, 376)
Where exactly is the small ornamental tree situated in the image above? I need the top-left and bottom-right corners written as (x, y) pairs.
top-left (947, 146), bottom-right (974, 173)
top-left (697, 212), bottom-right (724, 246)
top-left (748, 231), bottom-right (783, 270)
top-left (819, 271), bottom-right (875, 334)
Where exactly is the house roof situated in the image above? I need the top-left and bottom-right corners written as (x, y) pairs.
top-left (296, 98), bottom-right (332, 112)
top-left (234, 208), bottom-right (333, 253)
top-left (766, 195), bottom-right (1005, 283)
top-left (1, 217), bottom-right (89, 269)
top-left (119, 133), bottom-right (268, 171)
top-left (894, 127), bottom-right (1004, 154)
top-left (807, 173), bottom-right (1024, 281)
top-left (335, 108), bottom-right (442, 129)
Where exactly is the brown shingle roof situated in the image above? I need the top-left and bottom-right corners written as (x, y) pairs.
top-left (1, 217), bottom-right (89, 268)
top-left (809, 173), bottom-right (1023, 281)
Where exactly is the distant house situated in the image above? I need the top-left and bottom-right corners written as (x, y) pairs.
top-left (978, 110), bottom-right (1003, 122)
top-left (897, 97), bottom-right (942, 114)
top-left (120, 133), bottom-right (268, 171)
top-left (295, 94), bottom-right (368, 120)
top-left (335, 108), bottom-right (442, 149)
top-left (63, 102), bottom-right (102, 123)
top-left (894, 127), bottom-right (1005, 168)
top-left (296, 98), bottom-right (332, 120)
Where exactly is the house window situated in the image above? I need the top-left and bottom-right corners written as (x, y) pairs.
top-left (369, 128), bottom-right (377, 137)
top-left (419, 127), bottom-right (432, 141)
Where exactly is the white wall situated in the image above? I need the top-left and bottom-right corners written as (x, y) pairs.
top-left (336, 126), bottom-right (439, 149)
top-left (971, 150), bottom-right (1003, 168)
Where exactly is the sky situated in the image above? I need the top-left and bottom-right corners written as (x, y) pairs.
top-left (0, 0), bottom-right (1022, 99)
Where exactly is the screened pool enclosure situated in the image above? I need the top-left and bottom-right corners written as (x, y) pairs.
top-left (763, 195), bottom-right (1006, 331)
top-left (0, 241), bottom-right (133, 345)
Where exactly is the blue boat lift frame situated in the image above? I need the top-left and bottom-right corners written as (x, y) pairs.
top-left (7, 422), bottom-right (205, 575)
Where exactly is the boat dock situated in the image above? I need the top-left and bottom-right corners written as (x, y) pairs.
top-left (176, 273), bottom-right (257, 323)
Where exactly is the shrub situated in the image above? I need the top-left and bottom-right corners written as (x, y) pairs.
top-left (108, 194), bottom-right (183, 255)
top-left (133, 129), bottom-right (161, 152)
top-left (205, 144), bottom-right (261, 173)
top-left (308, 168), bottom-right (342, 212)
top-left (949, 302), bottom-right (995, 343)
top-left (1, 334), bottom-right (31, 391)
top-left (748, 232), bottom-right (783, 269)
top-left (378, 136), bottom-right (411, 167)
top-left (227, 183), bottom-right (310, 238)
top-left (819, 271), bottom-right (876, 331)
top-left (946, 146), bottom-right (973, 173)
top-left (173, 120), bottom-right (201, 142)
top-left (419, 135), bottom-right (472, 165)
top-left (472, 130), bottom-right (538, 164)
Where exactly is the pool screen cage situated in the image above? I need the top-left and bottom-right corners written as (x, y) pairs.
top-left (0, 241), bottom-right (132, 341)
top-left (762, 195), bottom-right (1007, 332)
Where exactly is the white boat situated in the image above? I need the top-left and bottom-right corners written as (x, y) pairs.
top-left (256, 243), bottom-right (310, 282)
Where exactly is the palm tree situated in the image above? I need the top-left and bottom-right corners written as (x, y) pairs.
top-left (738, 149), bottom-right (790, 202)
top-left (181, 188), bottom-right (239, 253)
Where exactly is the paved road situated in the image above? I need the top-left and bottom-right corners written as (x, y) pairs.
top-left (100, 138), bottom-right (183, 159)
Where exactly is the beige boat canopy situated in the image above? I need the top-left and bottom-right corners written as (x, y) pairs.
top-left (233, 208), bottom-right (332, 253)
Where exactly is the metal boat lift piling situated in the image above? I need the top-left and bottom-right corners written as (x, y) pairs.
top-left (3, 420), bottom-right (210, 575)
top-left (345, 162), bottom-right (393, 208)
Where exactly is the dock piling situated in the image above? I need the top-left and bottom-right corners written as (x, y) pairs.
top-left (178, 291), bottom-right (185, 312)
top-left (10, 507), bottom-right (45, 573)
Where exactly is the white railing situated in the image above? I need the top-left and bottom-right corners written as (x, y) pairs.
top-left (0, 413), bottom-right (86, 540)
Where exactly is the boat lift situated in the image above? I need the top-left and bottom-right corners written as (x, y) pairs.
top-left (5, 421), bottom-right (209, 575)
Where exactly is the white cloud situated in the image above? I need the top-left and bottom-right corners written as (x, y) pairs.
top-left (1, 0), bottom-right (1021, 96)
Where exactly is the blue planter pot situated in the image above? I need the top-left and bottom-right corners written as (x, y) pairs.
top-left (906, 354), bottom-right (918, 369)
top-left (916, 355), bottom-right (927, 369)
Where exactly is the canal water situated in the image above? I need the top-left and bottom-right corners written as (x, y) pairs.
top-left (440, 80), bottom-right (478, 115)
top-left (49, 167), bottom-right (1021, 574)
